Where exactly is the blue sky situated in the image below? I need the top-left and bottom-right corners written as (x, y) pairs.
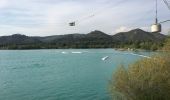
top-left (0, 0), bottom-right (169, 36)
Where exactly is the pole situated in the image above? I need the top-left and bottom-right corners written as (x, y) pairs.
top-left (156, 0), bottom-right (158, 24)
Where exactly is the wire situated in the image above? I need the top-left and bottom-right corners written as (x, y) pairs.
top-left (160, 20), bottom-right (170, 23)
top-left (71, 0), bottom-right (129, 25)
top-left (162, 0), bottom-right (170, 11)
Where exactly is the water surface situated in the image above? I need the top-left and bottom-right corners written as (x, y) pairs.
top-left (0, 49), bottom-right (153, 100)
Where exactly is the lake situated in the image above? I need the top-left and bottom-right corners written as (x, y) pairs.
top-left (0, 49), bottom-right (153, 100)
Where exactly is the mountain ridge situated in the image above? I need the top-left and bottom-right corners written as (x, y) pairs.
top-left (112, 28), bottom-right (166, 42)
top-left (0, 29), bottom-right (167, 49)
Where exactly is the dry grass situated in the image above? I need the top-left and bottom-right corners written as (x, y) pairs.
top-left (163, 38), bottom-right (170, 51)
top-left (110, 55), bottom-right (170, 100)
top-left (110, 38), bottom-right (170, 100)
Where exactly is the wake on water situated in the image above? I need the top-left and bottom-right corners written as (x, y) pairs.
top-left (61, 52), bottom-right (68, 54)
top-left (71, 52), bottom-right (82, 54)
top-left (60, 50), bottom-right (151, 60)
top-left (117, 52), bottom-right (151, 59)
top-left (61, 51), bottom-right (83, 54)
top-left (129, 53), bottom-right (151, 59)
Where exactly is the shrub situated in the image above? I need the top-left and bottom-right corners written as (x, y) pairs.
top-left (110, 54), bottom-right (170, 100)
top-left (163, 38), bottom-right (170, 51)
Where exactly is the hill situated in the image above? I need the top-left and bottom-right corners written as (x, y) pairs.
top-left (0, 29), bottom-right (167, 50)
top-left (113, 29), bottom-right (166, 42)
top-left (0, 34), bottom-right (42, 45)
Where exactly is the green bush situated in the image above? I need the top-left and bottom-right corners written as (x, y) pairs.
top-left (110, 38), bottom-right (170, 100)
top-left (110, 54), bottom-right (170, 100)
top-left (163, 38), bottom-right (170, 51)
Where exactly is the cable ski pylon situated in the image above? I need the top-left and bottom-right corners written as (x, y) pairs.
top-left (151, 0), bottom-right (162, 33)
top-left (151, 0), bottom-right (170, 33)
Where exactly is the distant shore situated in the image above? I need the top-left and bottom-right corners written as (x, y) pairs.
top-left (0, 48), bottom-right (158, 52)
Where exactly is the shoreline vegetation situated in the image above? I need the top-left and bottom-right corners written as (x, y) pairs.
top-left (110, 38), bottom-right (170, 100)
top-left (0, 29), bottom-right (167, 51)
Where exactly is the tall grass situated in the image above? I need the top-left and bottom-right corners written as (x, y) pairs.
top-left (163, 38), bottom-right (170, 51)
top-left (110, 38), bottom-right (170, 100)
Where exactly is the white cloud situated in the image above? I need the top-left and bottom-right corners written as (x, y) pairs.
top-left (115, 26), bottom-right (150, 33)
top-left (0, 0), bottom-right (9, 8)
top-left (0, 0), bottom-right (169, 36)
top-left (115, 26), bottom-right (133, 33)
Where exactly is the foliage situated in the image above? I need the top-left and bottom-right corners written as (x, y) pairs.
top-left (0, 41), bottom-right (163, 50)
top-left (163, 38), bottom-right (170, 51)
top-left (110, 55), bottom-right (170, 100)
top-left (110, 38), bottom-right (170, 100)
top-left (0, 29), bottom-right (167, 50)
top-left (114, 41), bottom-right (164, 51)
